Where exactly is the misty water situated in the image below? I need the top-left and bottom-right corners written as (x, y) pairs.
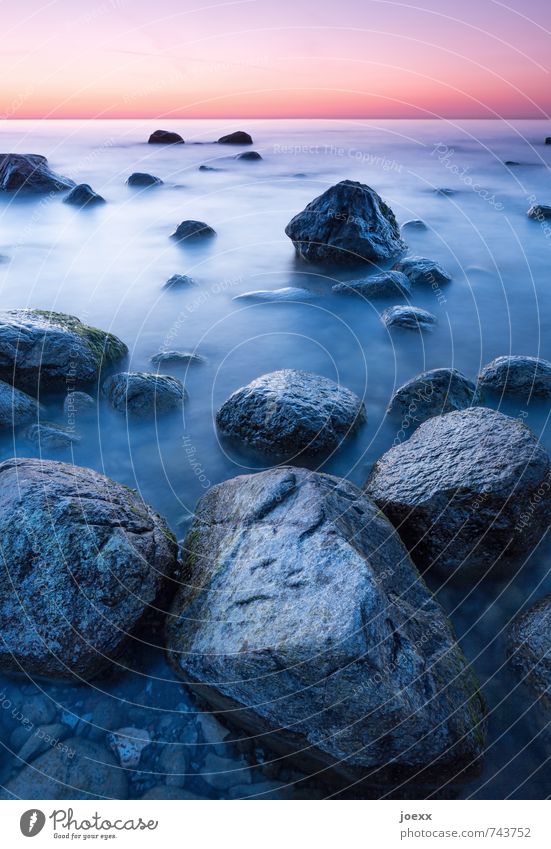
top-left (1, 118), bottom-right (551, 799)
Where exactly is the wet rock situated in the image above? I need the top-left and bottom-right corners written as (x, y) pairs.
top-left (171, 220), bottom-right (216, 241)
top-left (381, 305), bottom-right (437, 330)
top-left (235, 151), bottom-right (262, 161)
top-left (285, 179), bottom-right (406, 266)
top-left (333, 270), bottom-right (411, 299)
top-left (527, 204), bottom-right (551, 220)
top-left (21, 694), bottom-right (58, 726)
top-left (151, 351), bottom-right (205, 366)
top-left (103, 371), bottom-right (186, 417)
top-left (89, 699), bottom-right (126, 740)
top-left (0, 738), bottom-right (128, 799)
top-left (218, 131), bottom-right (253, 145)
top-left (0, 380), bottom-right (43, 428)
top-left (507, 595), bottom-right (551, 712)
top-left (63, 391), bottom-right (96, 418)
top-left (0, 309), bottom-right (128, 392)
top-left (393, 256), bottom-right (452, 287)
top-left (366, 407), bottom-right (551, 579)
top-left (478, 355), bottom-right (551, 399)
top-left (0, 457), bottom-right (178, 679)
top-left (163, 273), bottom-right (196, 289)
top-left (108, 727), bottom-right (151, 768)
top-left (387, 368), bottom-right (481, 425)
top-left (233, 287), bottom-right (315, 302)
top-left (0, 153), bottom-right (74, 193)
top-left (158, 744), bottom-right (189, 787)
top-left (402, 219), bottom-right (427, 230)
top-left (435, 187), bottom-right (455, 196)
top-left (25, 421), bottom-right (81, 448)
top-left (16, 723), bottom-right (70, 763)
top-left (199, 165), bottom-right (223, 172)
top-left (203, 753), bottom-right (253, 790)
top-left (166, 466), bottom-right (486, 785)
top-left (127, 172), bottom-right (163, 187)
top-left (63, 183), bottom-right (105, 207)
top-left (148, 130), bottom-right (184, 145)
top-left (216, 369), bottom-right (365, 457)
top-left (141, 785), bottom-right (201, 799)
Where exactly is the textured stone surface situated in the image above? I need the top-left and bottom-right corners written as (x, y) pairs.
top-left (401, 219), bottom-right (428, 231)
top-left (235, 151), bottom-right (262, 160)
top-left (166, 467), bottom-right (486, 784)
top-left (103, 371), bottom-right (186, 416)
top-left (171, 220), bottom-right (216, 241)
top-left (218, 131), bottom-right (253, 144)
top-left (63, 183), bottom-right (105, 207)
top-left (63, 391), bottom-right (96, 417)
top-left (127, 172), bottom-right (163, 186)
top-left (150, 350), bottom-right (205, 365)
top-left (0, 457), bottom-right (178, 679)
top-left (381, 305), bottom-right (437, 330)
top-left (216, 369), bottom-right (366, 456)
top-left (366, 408), bottom-right (551, 579)
top-left (163, 273), bottom-right (196, 288)
top-left (527, 204), bottom-right (551, 219)
top-left (0, 153), bottom-right (74, 193)
top-left (478, 355), bottom-right (551, 398)
top-left (393, 256), bottom-right (452, 287)
top-left (0, 379), bottom-right (43, 428)
top-left (333, 270), bottom-right (412, 299)
top-left (25, 422), bottom-right (81, 448)
top-left (233, 287), bottom-right (315, 302)
top-left (0, 309), bottom-right (128, 392)
top-left (387, 368), bottom-right (481, 426)
top-left (148, 130), bottom-right (184, 144)
top-left (285, 180), bottom-right (407, 266)
top-left (507, 595), bottom-right (551, 713)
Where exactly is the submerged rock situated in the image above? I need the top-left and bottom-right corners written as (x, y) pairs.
top-left (103, 371), bottom-right (186, 416)
top-left (478, 355), bottom-right (551, 399)
top-left (0, 380), bottom-right (43, 428)
top-left (171, 220), bottom-right (216, 241)
top-left (63, 390), bottom-right (96, 417)
top-left (0, 309), bottom-right (128, 392)
top-left (218, 131), bottom-right (253, 145)
top-left (63, 183), bottom-right (105, 207)
top-left (527, 204), bottom-right (551, 220)
top-left (166, 467), bottom-right (486, 785)
top-left (393, 256), bottom-right (452, 287)
top-left (381, 305), bottom-right (437, 330)
top-left (25, 422), bottom-right (81, 448)
top-left (285, 180), bottom-right (407, 266)
top-left (150, 350), bottom-right (205, 365)
top-left (163, 273), bottom-right (196, 288)
top-left (216, 369), bottom-right (365, 457)
top-left (0, 457), bottom-right (177, 679)
top-left (0, 153), bottom-right (74, 193)
top-left (507, 595), bottom-right (551, 712)
top-left (199, 164), bottom-right (223, 172)
top-left (402, 219), bottom-right (427, 231)
top-left (387, 368), bottom-right (481, 426)
top-left (333, 270), bottom-right (411, 299)
top-left (235, 151), bottom-right (262, 161)
top-left (233, 287), bottom-right (315, 302)
top-left (148, 130), bottom-right (184, 145)
top-left (127, 172), bottom-right (163, 187)
top-left (366, 407), bottom-right (551, 579)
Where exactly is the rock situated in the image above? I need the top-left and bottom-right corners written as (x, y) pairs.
top-left (0, 457), bottom-right (178, 679)
top-left (434, 187), bottom-right (455, 196)
top-left (218, 131), bottom-right (253, 145)
top-left (478, 355), bottom-right (551, 399)
top-left (21, 694), bottom-right (58, 726)
top-left (16, 723), bottom-right (70, 763)
top-left (235, 151), bottom-right (262, 161)
top-left (148, 130), bottom-right (184, 145)
top-left (233, 287), bottom-right (315, 302)
top-left (203, 753), bottom-right (253, 790)
top-left (163, 273), bottom-right (196, 288)
top-left (141, 785), bottom-right (201, 799)
top-left (158, 744), bottom-right (188, 787)
top-left (527, 204), bottom-right (551, 219)
top-left (365, 407), bottom-right (551, 579)
top-left (505, 160), bottom-right (521, 166)
top-left (402, 219), bottom-right (427, 230)
top-left (393, 256), bottom-right (452, 287)
top-left (63, 391), bottom-right (96, 417)
top-left (285, 180), bottom-right (406, 266)
top-left (0, 738), bottom-right (128, 799)
top-left (507, 595), bottom-right (551, 712)
top-left (333, 270), bottom-right (411, 299)
top-left (63, 183), bottom-right (105, 207)
top-left (151, 351), bottom-right (205, 366)
top-left (166, 467), bottom-right (486, 785)
top-left (25, 422), bottom-right (81, 448)
top-left (127, 172), bottom-right (163, 187)
top-left (0, 309), bottom-right (127, 392)
top-left (216, 369), bottom-right (366, 457)
top-left (0, 379), bottom-right (43, 428)
top-left (199, 165), bottom-right (223, 172)
top-left (380, 305), bottom-right (437, 330)
top-left (88, 699), bottom-right (126, 740)
top-left (108, 727), bottom-right (151, 768)
top-left (546, 138), bottom-right (551, 145)
top-left (387, 369), bottom-right (481, 426)
top-left (171, 220), bottom-right (216, 241)
top-left (0, 153), bottom-right (74, 193)
top-left (103, 371), bottom-right (186, 417)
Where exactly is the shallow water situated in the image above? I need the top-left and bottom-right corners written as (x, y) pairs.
top-left (1, 118), bottom-right (551, 798)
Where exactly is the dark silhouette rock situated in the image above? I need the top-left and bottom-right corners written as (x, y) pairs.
top-left (478, 355), bottom-right (551, 399)
top-left (0, 153), bottom-right (74, 193)
top-left (163, 274), bottom-right (196, 289)
top-left (171, 220), bottom-right (216, 241)
top-left (235, 151), bottom-right (262, 161)
top-left (218, 131), bottom-right (253, 145)
top-left (381, 305), bottom-right (437, 330)
top-left (103, 371), bottom-right (186, 416)
top-left (402, 219), bottom-right (427, 230)
top-left (545, 138), bottom-right (551, 145)
top-left (333, 270), bottom-right (411, 299)
top-left (528, 204), bottom-right (551, 220)
top-left (148, 130), bottom-right (184, 145)
top-left (387, 368), bottom-right (481, 426)
top-left (63, 183), bottom-right (105, 207)
top-left (127, 172), bottom-right (163, 187)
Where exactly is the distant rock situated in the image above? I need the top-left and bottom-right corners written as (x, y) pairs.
top-left (233, 287), bottom-right (315, 302)
top-left (366, 407), bottom-right (551, 579)
top-left (171, 220), bottom-right (216, 241)
top-left (402, 219), bottom-right (427, 231)
top-left (26, 422), bottom-right (81, 448)
top-left (0, 379), bottom-right (43, 428)
top-left (0, 309), bottom-right (127, 392)
top-left (151, 350), bottom-right (205, 365)
top-left (504, 161), bottom-right (521, 167)
top-left (163, 273), bottom-right (196, 288)
top-left (127, 172), bottom-right (163, 187)
top-left (387, 368), bottom-right (481, 426)
top-left (507, 595), bottom-right (551, 713)
top-left (527, 204), bottom-right (551, 220)
top-left (434, 187), bottom-right (456, 196)
top-left (0, 457), bottom-right (177, 679)
top-left (63, 391), bottom-right (96, 417)
top-left (393, 256), bottom-right (452, 287)
top-left (63, 183), bottom-right (105, 207)
top-left (218, 131), bottom-right (253, 145)
top-left (103, 371), bottom-right (187, 416)
top-left (333, 270), bottom-right (411, 299)
top-left (545, 138), bottom-right (551, 145)
top-left (148, 130), bottom-right (184, 145)
top-left (199, 164), bottom-right (223, 171)
top-left (285, 180), bottom-right (407, 266)
top-left (380, 305), bottom-right (437, 330)
top-left (235, 151), bottom-right (262, 161)
top-left (478, 355), bottom-right (551, 398)
top-left (0, 153), bottom-right (74, 193)
top-left (216, 369), bottom-right (365, 457)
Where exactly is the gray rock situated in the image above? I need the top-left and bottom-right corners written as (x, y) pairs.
top-left (150, 351), bottom-right (205, 366)
top-left (108, 727), bottom-right (151, 768)
top-left (527, 204), bottom-right (551, 219)
top-left (393, 256), bottom-right (452, 287)
top-left (141, 785), bottom-right (202, 799)
top-left (127, 172), bottom-right (163, 186)
top-left (166, 467), bottom-right (486, 785)
top-left (0, 457), bottom-right (178, 679)
top-left (25, 422), bottom-right (81, 448)
top-left (333, 270), bottom-right (412, 299)
top-left (0, 738), bottom-right (128, 799)
top-left (0, 309), bottom-right (128, 392)
top-left (63, 183), bottom-right (105, 207)
top-left (0, 153), bottom-right (74, 193)
top-left (16, 723), bottom-right (70, 763)
top-left (158, 744), bottom-right (189, 788)
top-left (0, 379), bottom-right (43, 428)
top-left (233, 287), bottom-right (315, 302)
top-left (387, 368), bottom-right (481, 426)
top-left (216, 369), bottom-right (366, 457)
top-left (235, 151), bottom-right (262, 161)
top-left (163, 273), bottom-right (196, 288)
top-left (366, 408), bottom-right (551, 579)
top-left (402, 219), bottom-right (427, 230)
top-left (381, 305), bottom-right (437, 330)
top-left (171, 220), bottom-right (216, 241)
top-left (63, 391), bottom-right (96, 418)
top-left (285, 180), bottom-right (407, 266)
top-left (507, 595), bottom-right (551, 712)
top-left (478, 355), bottom-right (551, 399)
top-left (103, 371), bottom-right (186, 416)
top-left (148, 130), bottom-right (184, 145)
top-left (21, 694), bottom-right (58, 726)
top-left (218, 131), bottom-right (253, 145)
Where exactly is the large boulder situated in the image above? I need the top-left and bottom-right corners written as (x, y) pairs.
top-left (366, 408), bottom-right (551, 579)
top-left (0, 379), bottom-right (43, 428)
top-left (171, 220), bottom-right (216, 241)
top-left (285, 180), bottom-right (407, 266)
top-left (0, 309), bottom-right (127, 392)
top-left (166, 467), bottom-right (486, 785)
top-left (216, 369), bottom-right (366, 457)
top-left (507, 595), bottom-right (551, 713)
top-left (381, 305), bottom-right (436, 330)
top-left (63, 183), bottom-right (105, 207)
top-left (218, 131), bottom-right (253, 145)
top-left (0, 458), bottom-right (178, 679)
top-left (0, 153), bottom-right (74, 193)
top-left (393, 256), bottom-right (451, 287)
top-left (387, 368), bottom-right (481, 426)
top-left (478, 355), bottom-right (551, 399)
top-left (103, 371), bottom-right (186, 416)
top-left (333, 270), bottom-right (411, 299)
top-left (148, 130), bottom-right (184, 145)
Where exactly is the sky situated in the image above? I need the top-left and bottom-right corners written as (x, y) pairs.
top-left (1, 0), bottom-right (550, 119)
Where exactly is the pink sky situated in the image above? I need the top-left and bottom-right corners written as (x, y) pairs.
top-left (1, 0), bottom-right (550, 119)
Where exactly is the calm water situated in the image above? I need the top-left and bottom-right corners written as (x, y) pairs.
top-left (1, 118), bottom-right (551, 799)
